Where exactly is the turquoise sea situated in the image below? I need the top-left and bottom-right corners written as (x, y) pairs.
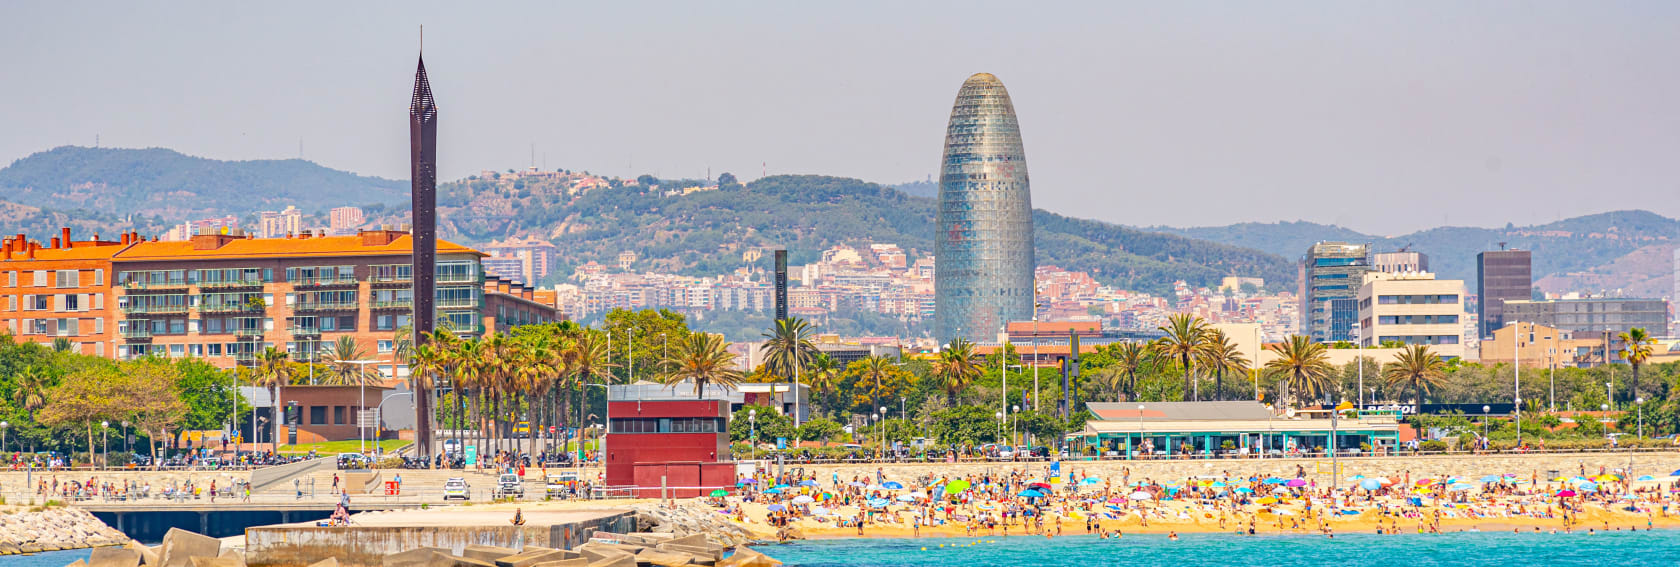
top-left (763, 530), bottom-right (1680, 566)
top-left (7, 549), bottom-right (91, 567)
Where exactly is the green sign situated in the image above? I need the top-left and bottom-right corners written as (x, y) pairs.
top-left (465, 445), bottom-right (478, 466)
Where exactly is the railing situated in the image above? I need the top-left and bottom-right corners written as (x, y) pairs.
top-left (121, 281), bottom-right (191, 290)
top-left (290, 326), bottom-right (321, 337)
top-left (293, 301), bottom-right (359, 312)
top-left (121, 304), bottom-right (189, 315)
top-left (372, 299), bottom-right (413, 310)
top-left (120, 328), bottom-right (153, 339)
top-left (436, 273), bottom-right (480, 284)
top-left (233, 327), bottom-right (265, 338)
top-left (201, 303), bottom-right (264, 314)
top-left (199, 279), bottom-right (265, 289)
top-left (292, 276), bottom-right (359, 287)
top-left (436, 297), bottom-right (481, 309)
top-left (370, 275), bottom-right (413, 285)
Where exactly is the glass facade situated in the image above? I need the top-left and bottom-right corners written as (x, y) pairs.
top-left (1299, 242), bottom-right (1369, 343)
top-left (1476, 249), bottom-right (1531, 337)
top-left (935, 73), bottom-right (1035, 344)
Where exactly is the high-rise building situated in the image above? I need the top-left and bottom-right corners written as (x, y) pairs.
top-left (1299, 242), bottom-right (1369, 343)
top-left (1476, 249), bottom-right (1531, 337)
top-left (1501, 297), bottom-right (1669, 339)
top-left (1372, 250), bottom-right (1428, 274)
top-left (329, 206), bottom-right (365, 235)
top-left (482, 236), bottom-right (557, 282)
top-left (935, 73), bottom-right (1035, 344)
top-left (258, 206), bottom-right (304, 239)
top-left (1355, 271), bottom-right (1465, 359)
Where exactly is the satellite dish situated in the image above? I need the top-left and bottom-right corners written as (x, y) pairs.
top-left (1285, 409), bottom-right (1297, 418)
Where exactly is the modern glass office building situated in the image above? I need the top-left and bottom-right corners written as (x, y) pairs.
top-left (935, 73), bottom-right (1035, 344)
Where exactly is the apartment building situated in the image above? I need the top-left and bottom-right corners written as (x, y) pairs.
top-left (1478, 322), bottom-right (1605, 368)
top-left (1501, 297), bottom-right (1670, 338)
top-left (1300, 242), bottom-right (1370, 343)
top-left (1356, 271), bottom-right (1466, 359)
top-left (0, 229), bottom-right (128, 356)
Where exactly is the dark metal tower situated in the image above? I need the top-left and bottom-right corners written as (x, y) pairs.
top-left (409, 53), bottom-right (438, 458)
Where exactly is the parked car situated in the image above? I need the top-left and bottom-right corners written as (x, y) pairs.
top-left (443, 478), bottom-right (470, 501)
top-left (337, 453), bottom-right (373, 470)
top-left (513, 421), bottom-right (532, 439)
top-left (494, 473), bottom-right (525, 499)
top-left (546, 471), bottom-right (579, 497)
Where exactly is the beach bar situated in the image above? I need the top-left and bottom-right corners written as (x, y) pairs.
top-left (1070, 401), bottom-right (1402, 458)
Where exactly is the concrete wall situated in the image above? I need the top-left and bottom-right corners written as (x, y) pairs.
top-left (246, 511), bottom-right (635, 567)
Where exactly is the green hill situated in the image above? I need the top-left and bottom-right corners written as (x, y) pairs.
top-left (437, 174), bottom-right (1297, 296)
top-left (0, 146), bottom-right (408, 219)
top-left (1149, 210), bottom-right (1679, 287)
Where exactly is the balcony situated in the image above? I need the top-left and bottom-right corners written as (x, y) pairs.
top-left (233, 327), bottom-right (265, 338)
top-left (372, 299), bottom-right (413, 310)
top-left (121, 304), bottom-right (189, 315)
top-left (200, 303), bottom-right (265, 314)
top-left (370, 274), bottom-right (413, 287)
top-left (122, 281), bottom-right (191, 291)
top-left (233, 352), bottom-right (257, 365)
top-left (120, 328), bottom-right (153, 340)
top-left (292, 301), bottom-right (359, 312)
top-left (436, 297), bottom-right (482, 309)
top-left (436, 272), bottom-right (480, 284)
top-left (290, 326), bottom-right (321, 338)
top-left (198, 278), bottom-right (265, 289)
top-left (292, 276), bottom-right (360, 288)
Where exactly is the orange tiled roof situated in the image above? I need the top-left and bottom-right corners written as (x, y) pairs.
top-left (114, 234), bottom-right (481, 261)
top-left (0, 242), bottom-right (128, 262)
top-left (1005, 320), bottom-right (1101, 334)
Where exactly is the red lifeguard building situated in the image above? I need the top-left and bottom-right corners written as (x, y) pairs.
top-left (603, 395), bottom-right (734, 498)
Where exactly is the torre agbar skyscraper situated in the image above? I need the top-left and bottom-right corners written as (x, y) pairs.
top-left (935, 73), bottom-right (1036, 344)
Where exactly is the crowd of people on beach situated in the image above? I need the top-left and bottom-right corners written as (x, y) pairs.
top-left (715, 461), bottom-right (1680, 540)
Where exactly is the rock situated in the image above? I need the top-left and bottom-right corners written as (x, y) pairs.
top-left (66, 560), bottom-right (88, 567)
top-left (495, 549), bottom-right (578, 567)
top-left (657, 544), bottom-right (720, 562)
top-left (573, 544), bottom-right (632, 565)
top-left (583, 555), bottom-right (635, 567)
top-left (461, 544), bottom-right (518, 563)
top-left (159, 529), bottom-right (222, 567)
top-left (529, 560), bottom-right (588, 567)
top-left (187, 558), bottom-right (243, 567)
top-left (716, 547), bottom-right (779, 567)
top-left (308, 559), bottom-right (340, 567)
top-left (216, 550), bottom-right (246, 567)
top-left (635, 548), bottom-right (696, 567)
top-left (383, 548), bottom-right (446, 567)
top-left (88, 547), bottom-right (143, 567)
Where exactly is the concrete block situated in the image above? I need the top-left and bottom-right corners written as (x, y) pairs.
top-left (461, 544), bottom-right (518, 563)
top-left (634, 548), bottom-right (696, 566)
top-left (528, 560), bottom-right (588, 567)
top-left (657, 544), bottom-right (721, 561)
top-left (662, 535), bottom-right (708, 549)
top-left (66, 560), bottom-right (88, 567)
top-left (88, 547), bottom-right (143, 567)
top-left (187, 557), bottom-right (243, 567)
top-left (216, 550), bottom-right (246, 567)
top-left (308, 559), bottom-right (340, 567)
top-left (716, 547), bottom-right (779, 567)
top-left (159, 529), bottom-right (222, 567)
top-left (584, 555), bottom-right (636, 567)
top-left (495, 549), bottom-right (579, 567)
top-left (383, 548), bottom-right (445, 567)
top-left (574, 544), bottom-right (632, 565)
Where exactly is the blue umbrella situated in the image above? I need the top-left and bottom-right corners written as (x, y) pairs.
top-left (767, 504), bottom-right (786, 512)
top-left (1234, 487), bottom-right (1254, 494)
top-left (1670, 469), bottom-right (1680, 477)
top-left (883, 481), bottom-right (904, 490)
top-left (763, 488), bottom-right (782, 494)
top-left (1448, 483), bottom-right (1476, 492)
top-left (1479, 475), bottom-right (1500, 483)
top-left (1360, 479), bottom-right (1383, 491)
top-left (1081, 477), bottom-right (1102, 485)
top-left (775, 484), bottom-right (793, 490)
top-left (1638, 475), bottom-right (1656, 481)
top-left (1019, 489), bottom-right (1044, 498)
top-left (1263, 478), bottom-right (1285, 485)
top-left (799, 480), bottom-right (819, 487)
top-left (868, 498), bottom-right (891, 508)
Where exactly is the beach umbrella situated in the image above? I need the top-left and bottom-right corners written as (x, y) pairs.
top-left (1669, 469), bottom-right (1680, 477)
top-left (1594, 475), bottom-right (1620, 483)
top-left (737, 479), bottom-right (757, 486)
top-left (1556, 489), bottom-right (1577, 497)
top-left (792, 495), bottom-right (815, 504)
top-left (1019, 489), bottom-right (1044, 498)
top-left (767, 504), bottom-right (786, 512)
top-left (848, 481), bottom-right (867, 487)
top-left (1551, 476), bottom-right (1570, 482)
top-left (1271, 487), bottom-right (1291, 494)
top-left (1415, 479), bottom-right (1434, 486)
top-left (1349, 475), bottom-right (1365, 480)
top-left (868, 498), bottom-right (891, 508)
top-left (1479, 475), bottom-right (1499, 483)
top-left (763, 488), bottom-right (782, 494)
top-left (1128, 491), bottom-right (1153, 501)
top-left (1374, 477), bottom-right (1394, 486)
top-left (709, 489), bottom-right (729, 497)
top-left (882, 481), bottom-right (904, 490)
top-left (799, 480), bottom-right (819, 487)
top-left (896, 494), bottom-right (917, 502)
top-left (810, 505), bottom-right (829, 516)
top-left (1234, 487), bottom-right (1254, 494)
top-left (1081, 477), bottom-right (1102, 486)
top-left (1029, 483), bottom-right (1053, 491)
top-left (1285, 479), bottom-right (1306, 487)
top-left (1359, 479), bottom-right (1383, 491)
top-left (1448, 483), bottom-right (1475, 492)
top-left (944, 480), bottom-right (971, 495)
top-left (1262, 478), bottom-right (1285, 485)
top-left (1210, 482), bottom-right (1227, 488)
top-left (1638, 475), bottom-right (1656, 481)
top-left (1580, 483), bottom-right (1598, 492)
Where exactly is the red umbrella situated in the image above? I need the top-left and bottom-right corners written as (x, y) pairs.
top-left (1030, 483), bottom-right (1053, 491)
top-left (1556, 489), bottom-right (1577, 498)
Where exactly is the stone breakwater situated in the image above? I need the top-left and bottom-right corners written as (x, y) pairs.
top-left (0, 506), bottom-right (129, 555)
top-left (631, 501), bottom-right (761, 547)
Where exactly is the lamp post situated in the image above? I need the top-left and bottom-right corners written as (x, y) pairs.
top-left (1636, 397), bottom-right (1645, 439)
top-left (0, 421), bottom-right (7, 455)
top-left (1355, 321), bottom-right (1363, 407)
top-left (748, 409), bottom-right (757, 461)
top-left (1264, 404), bottom-right (1273, 459)
top-left (1600, 404), bottom-right (1609, 442)
top-left (1606, 381), bottom-right (1614, 413)
top-left (1482, 405), bottom-right (1490, 441)
top-left (1011, 404), bottom-right (1020, 447)
top-left (101, 421), bottom-right (109, 469)
top-left (880, 406), bottom-right (889, 452)
top-left (1514, 397), bottom-right (1522, 448)
top-left (995, 411), bottom-right (1004, 447)
top-left (1138, 403), bottom-right (1146, 460)
top-left (343, 360), bottom-right (382, 456)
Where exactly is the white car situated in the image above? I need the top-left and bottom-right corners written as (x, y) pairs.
top-left (494, 474), bottom-right (525, 499)
top-left (443, 477), bottom-right (470, 501)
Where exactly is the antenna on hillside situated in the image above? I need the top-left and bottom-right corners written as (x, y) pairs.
top-left (1498, 241), bottom-right (1508, 251)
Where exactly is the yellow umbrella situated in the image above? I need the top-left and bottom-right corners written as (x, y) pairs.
top-left (1594, 475), bottom-right (1620, 483)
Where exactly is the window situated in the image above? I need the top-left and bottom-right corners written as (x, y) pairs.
top-left (33, 271), bottom-right (47, 287)
top-left (377, 340), bottom-right (393, 354)
top-left (376, 315), bottom-right (394, 330)
top-left (169, 344), bottom-right (185, 358)
top-left (63, 294), bottom-right (80, 312)
top-left (94, 318), bottom-right (102, 334)
top-left (208, 344), bottom-right (222, 356)
top-left (92, 270), bottom-right (102, 286)
top-left (333, 406), bottom-right (346, 425)
top-left (310, 406), bottom-right (328, 426)
top-left (55, 270), bottom-right (78, 288)
top-left (5, 272), bottom-right (14, 287)
top-left (29, 295), bottom-right (48, 310)
top-left (4, 296), bottom-right (13, 311)
top-left (190, 344), bottom-right (203, 357)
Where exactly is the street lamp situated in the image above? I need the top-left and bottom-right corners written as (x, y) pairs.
top-left (1636, 397), bottom-right (1645, 439)
top-left (1600, 404), bottom-right (1609, 442)
top-left (1138, 403), bottom-right (1146, 460)
top-left (1482, 405), bottom-right (1490, 441)
top-left (342, 360), bottom-right (382, 456)
top-left (748, 409), bottom-right (757, 461)
top-left (101, 421), bottom-right (109, 469)
top-left (1514, 397), bottom-right (1522, 448)
top-left (995, 411), bottom-right (1004, 446)
top-left (1011, 404), bottom-right (1020, 447)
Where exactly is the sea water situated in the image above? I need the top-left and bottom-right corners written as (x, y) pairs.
top-left (765, 530), bottom-right (1680, 566)
top-left (5, 549), bottom-right (92, 567)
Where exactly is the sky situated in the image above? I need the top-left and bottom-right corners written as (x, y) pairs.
top-left (2, 1), bottom-right (1677, 235)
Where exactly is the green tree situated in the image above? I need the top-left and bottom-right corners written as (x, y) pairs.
top-left (1196, 330), bottom-right (1248, 401)
top-left (760, 317), bottom-right (817, 381)
top-left (804, 353), bottom-right (842, 418)
top-left (843, 357), bottom-right (916, 416)
top-left (658, 333), bottom-right (743, 398)
top-left (729, 404), bottom-right (792, 443)
top-left (1384, 345), bottom-right (1447, 408)
top-left (932, 339), bottom-right (982, 406)
top-left (320, 335), bottom-right (370, 386)
top-left (1263, 335), bottom-right (1334, 407)
top-left (1154, 314), bottom-right (1209, 401)
top-left (798, 416), bottom-right (844, 444)
top-left (929, 405), bottom-right (1002, 447)
top-left (1620, 327), bottom-right (1655, 397)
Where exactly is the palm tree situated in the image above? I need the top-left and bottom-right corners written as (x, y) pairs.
top-left (805, 353), bottom-right (842, 418)
top-left (452, 338), bottom-right (487, 457)
top-left (1262, 335), bottom-right (1334, 407)
top-left (1196, 330), bottom-right (1249, 401)
top-left (658, 332), bottom-right (744, 398)
top-left (565, 329), bottom-right (615, 454)
top-left (1619, 327), bottom-right (1656, 398)
top-left (11, 365), bottom-right (50, 414)
top-left (860, 355), bottom-right (898, 417)
top-left (250, 347), bottom-right (293, 451)
top-left (1111, 342), bottom-right (1152, 401)
top-left (1155, 314), bottom-right (1210, 401)
top-left (1383, 345), bottom-right (1446, 408)
top-left (760, 317), bottom-right (817, 381)
top-left (319, 336), bottom-right (369, 386)
top-left (932, 339), bottom-right (982, 406)
top-left (1090, 366), bottom-right (1128, 402)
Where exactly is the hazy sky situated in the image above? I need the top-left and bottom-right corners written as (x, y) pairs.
top-left (3, 2), bottom-right (1677, 235)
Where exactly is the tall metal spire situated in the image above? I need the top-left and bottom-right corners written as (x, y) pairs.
top-left (408, 49), bottom-right (439, 460)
